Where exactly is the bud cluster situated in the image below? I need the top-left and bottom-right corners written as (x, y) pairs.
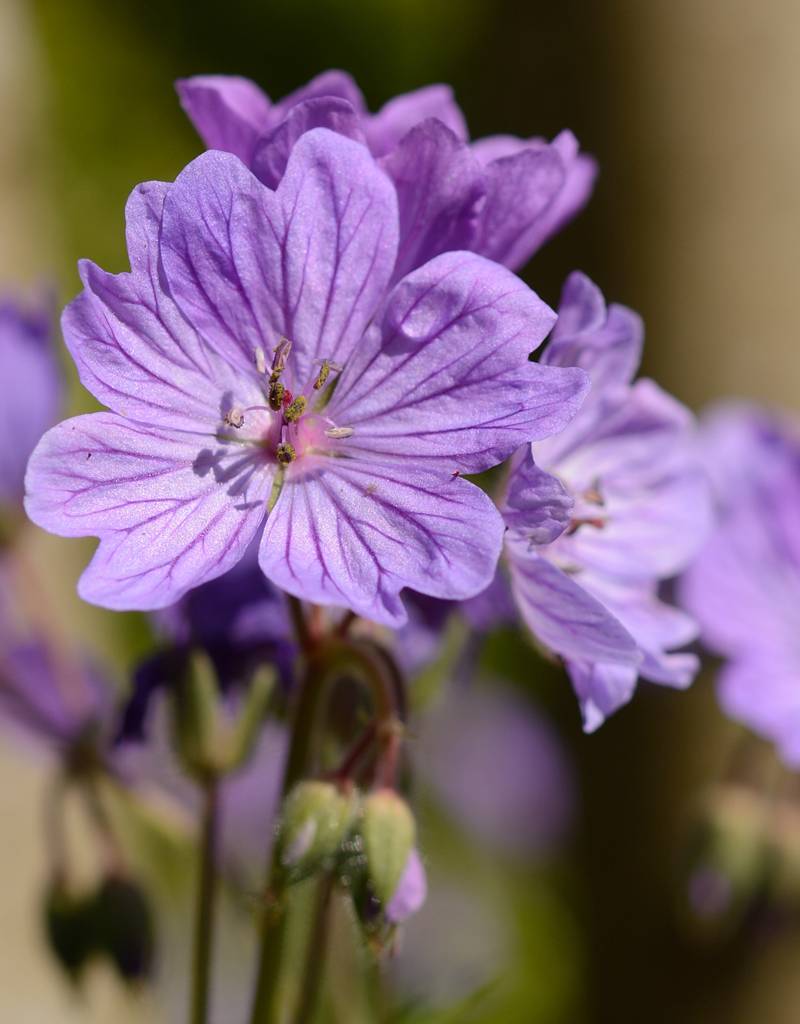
top-left (275, 779), bottom-right (421, 946)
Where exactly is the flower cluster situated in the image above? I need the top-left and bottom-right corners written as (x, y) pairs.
top-left (8, 66), bottom-right (742, 1017)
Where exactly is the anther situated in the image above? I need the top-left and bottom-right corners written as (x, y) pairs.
top-left (313, 360), bottom-right (331, 390)
top-left (223, 408), bottom-right (245, 429)
top-left (284, 395), bottom-right (307, 423)
top-left (584, 486), bottom-right (603, 505)
top-left (324, 426), bottom-right (353, 439)
top-left (254, 347), bottom-right (267, 375)
top-left (268, 381), bottom-right (286, 411)
top-left (276, 442), bottom-right (297, 466)
top-left (271, 337), bottom-right (292, 380)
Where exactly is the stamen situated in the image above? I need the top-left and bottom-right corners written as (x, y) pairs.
top-left (284, 395), bottom-right (307, 423)
top-left (584, 486), bottom-right (603, 505)
top-left (566, 515), bottom-right (606, 536)
top-left (313, 360), bottom-right (331, 390)
top-left (254, 346), bottom-right (267, 375)
top-left (268, 381), bottom-right (286, 411)
top-left (223, 408), bottom-right (245, 429)
top-left (324, 426), bottom-right (353, 439)
top-left (276, 442), bottom-right (297, 466)
top-left (271, 337), bottom-right (292, 380)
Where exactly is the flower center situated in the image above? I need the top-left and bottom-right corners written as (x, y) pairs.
top-left (218, 339), bottom-right (352, 471)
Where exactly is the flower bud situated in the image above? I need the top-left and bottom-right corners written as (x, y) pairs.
top-left (221, 665), bottom-right (276, 773)
top-left (170, 650), bottom-right (220, 779)
top-left (91, 875), bottom-right (155, 984)
top-left (42, 880), bottom-right (95, 983)
top-left (362, 788), bottom-right (416, 907)
top-left (277, 780), bottom-right (360, 883)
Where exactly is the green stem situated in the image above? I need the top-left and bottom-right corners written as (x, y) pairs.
top-left (190, 780), bottom-right (219, 1024)
top-left (293, 874), bottom-right (336, 1024)
top-left (249, 635), bottom-right (404, 1024)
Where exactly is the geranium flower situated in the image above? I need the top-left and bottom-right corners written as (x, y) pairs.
top-left (0, 295), bottom-right (60, 506)
top-left (680, 404), bottom-right (800, 765)
top-left (502, 272), bottom-right (711, 729)
top-left (25, 130), bottom-right (587, 625)
top-left (176, 70), bottom-right (596, 279)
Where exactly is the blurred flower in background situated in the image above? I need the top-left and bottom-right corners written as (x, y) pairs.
top-left (0, 294), bottom-right (59, 513)
top-left (681, 405), bottom-right (800, 766)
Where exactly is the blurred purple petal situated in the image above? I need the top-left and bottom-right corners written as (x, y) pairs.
top-left (177, 75), bottom-right (272, 164)
top-left (420, 684), bottom-right (576, 855)
top-left (366, 84), bottom-right (467, 157)
top-left (386, 848), bottom-right (427, 922)
top-left (680, 404), bottom-right (800, 764)
top-left (0, 295), bottom-right (60, 503)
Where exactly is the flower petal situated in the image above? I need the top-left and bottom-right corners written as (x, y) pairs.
top-left (505, 539), bottom-right (640, 666)
top-left (366, 84), bottom-right (468, 157)
top-left (176, 75), bottom-right (272, 163)
top-left (565, 465), bottom-right (711, 581)
top-left (329, 252), bottom-right (587, 473)
top-left (386, 848), bottom-right (428, 922)
top-left (259, 460), bottom-right (503, 626)
top-left (251, 97), bottom-right (365, 189)
top-left (718, 655), bottom-right (800, 769)
top-left (566, 660), bottom-right (639, 733)
top-left (160, 130), bottom-right (398, 389)
top-left (274, 70), bottom-right (366, 119)
top-left (525, 131), bottom-right (597, 257)
top-left (25, 413), bottom-right (271, 609)
top-left (63, 181), bottom-right (257, 430)
top-left (544, 271), bottom-right (643, 392)
top-left (472, 145), bottom-right (566, 270)
top-left (472, 132), bottom-right (596, 270)
top-left (503, 451), bottom-right (573, 544)
top-left (380, 119), bottom-right (485, 282)
top-left (580, 572), bottom-right (700, 688)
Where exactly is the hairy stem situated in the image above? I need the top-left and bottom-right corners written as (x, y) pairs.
top-left (190, 780), bottom-right (219, 1024)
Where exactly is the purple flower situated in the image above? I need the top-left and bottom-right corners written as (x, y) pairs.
top-left (0, 296), bottom-right (60, 505)
top-left (0, 562), bottom-right (120, 765)
top-left (680, 404), bottom-right (800, 766)
top-left (0, 640), bottom-right (113, 761)
top-left (177, 71), bottom-right (596, 277)
top-left (502, 272), bottom-right (711, 729)
top-left (25, 130), bottom-right (587, 625)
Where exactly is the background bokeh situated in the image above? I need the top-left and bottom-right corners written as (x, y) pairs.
top-left (1, 1), bottom-right (798, 1021)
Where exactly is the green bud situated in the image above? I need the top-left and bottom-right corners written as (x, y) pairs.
top-left (170, 650), bottom-right (220, 779)
top-left (278, 780), bottom-right (360, 882)
top-left (91, 876), bottom-right (155, 984)
top-left (222, 665), bottom-right (276, 772)
top-left (361, 789), bottom-right (415, 907)
top-left (43, 881), bottom-right (95, 983)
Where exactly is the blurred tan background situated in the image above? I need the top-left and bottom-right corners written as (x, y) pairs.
top-left (1, 0), bottom-right (799, 1020)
